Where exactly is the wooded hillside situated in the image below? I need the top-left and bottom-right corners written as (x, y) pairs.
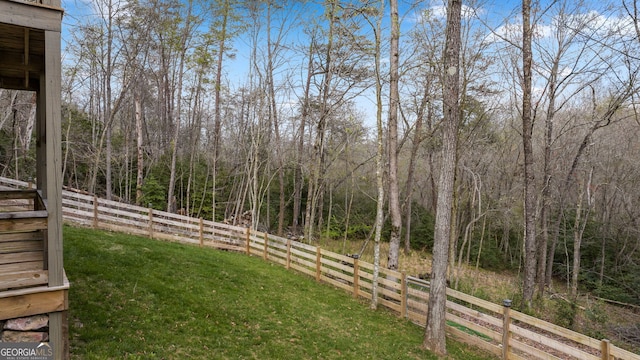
top-left (2, 0), bottom-right (640, 308)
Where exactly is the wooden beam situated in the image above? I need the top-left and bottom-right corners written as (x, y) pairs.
top-left (0, 270), bottom-right (48, 291)
top-left (43, 30), bottom-right (64, 287)
top-left (0, 216), bottom-right (48, 232)
top-left (0, 287), bottom-right (67, 320)
top-left (0, 0), bottom-right (63, 32)
top-left (0, 76), bottom-right (40, 91)
top-left (49, 311), bottom-right (67, 360)
top-left (24, 27), bottom-right (29, 89)
top-left (0, 189), bottom-right (38, 200)
top-left (0, 51), bottom-right (43, 73)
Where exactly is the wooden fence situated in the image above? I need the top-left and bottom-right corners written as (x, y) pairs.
top-left (1, 176), bottom-right (638, 360)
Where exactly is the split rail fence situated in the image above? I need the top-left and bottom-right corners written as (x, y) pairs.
top-left (1, 176), bottom-right (638, 360)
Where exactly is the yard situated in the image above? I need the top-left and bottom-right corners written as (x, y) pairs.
top-left (64, 225), bottom-right (495, 359)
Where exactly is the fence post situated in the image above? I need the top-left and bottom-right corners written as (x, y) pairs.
top-left (353, 258), bottom-right (359, 299)
top-left (148, 206), bottom-right (154, 239)
top-left (401, 272), bottom-right (407, 319)
top-left (245, 228), bottom-right (251, 255)
top-left (315, 247), bottom-right (322, 282)
top-left (600, 339), bottom-right (611, 360)
top-left (93, 196), bottom-right (99, 229)
top-left (502, 299), bottom-right (512, 360)
top-left (286, 240), bottom-right (291, 269)
top-left (263, 232), bottom-right (269, 260)
top-left (199, 218), bottom-right (204, 247)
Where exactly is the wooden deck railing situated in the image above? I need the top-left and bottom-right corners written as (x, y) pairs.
top-left (1, 176), bottom-right (637, 359)
top-left (0, 188), bottom-right (48, 291)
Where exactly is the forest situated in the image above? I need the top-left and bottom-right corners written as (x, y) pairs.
top-left (1, 0), bottom-right (640, 313)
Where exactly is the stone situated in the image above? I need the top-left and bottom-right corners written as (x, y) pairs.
top-left (0, 330), bottom-right (49, 342)
top-left (4, 315), bottom-right (49, 331)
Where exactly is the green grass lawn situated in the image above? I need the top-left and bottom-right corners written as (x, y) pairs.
top-left (64, 225), bottom-right (496, 359)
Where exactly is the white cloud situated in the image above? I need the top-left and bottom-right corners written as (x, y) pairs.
top-left (486, 9), bottom-right (636, 45)
top-left (411, 3), bottom-right (485, 24)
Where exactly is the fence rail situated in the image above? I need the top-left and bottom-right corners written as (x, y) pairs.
top-left (2, 176), bottom-right (637, 360)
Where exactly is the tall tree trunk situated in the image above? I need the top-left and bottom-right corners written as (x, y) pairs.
top-left (537, 55), bottom-right (558, 296)
top-left (424, 0), bottom-right (461, 355)
top-left (521, 0), bottom-right (538, 309)
top-left (167, 0), bottom-right (194, 213)
top-left (265, 3), bottom-right (286, 236)
top-left (571, 168), bottom-right (593, 298)
top-left (371, 0), bottom-right (385, 310)
top-left (387, 0), bottom-right (402, 271)
top-left (293, 39), bottom-right (314, 234)
top-left (212, 0), bottom-right (230, 222)
top-left (403, 85), bottom-right (428, 254)
top-left (105, 0), bottom-right (114, 200)
top-left (135, 90), bottom-right (144, 205)
top-left (304, 0), bottom-right (337, 241)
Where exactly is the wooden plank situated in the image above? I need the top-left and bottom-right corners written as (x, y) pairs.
top-left (0, 239), bottom-right (43, 253)
top-left (289, 240), bottom-right (317, 252)
top-left (0, 209), bottom-right (48, 220)
top-left (96, 204), bottom-right (149, 222)
top-left (321, 267), bottom-right (354, 284)
top-left (61, 197), bottom-right (94, 211)
top-left (509, 338), bottom-right (568, 360)
top-left (151, 215), bottom-right (201, 231)
top-left (0, 231), bottom-right (42, 242)
top-left (407, 312), bottom-right (426, 326)
top-left (377, 286), bottom-right (401, 302)
top-left (319, 249), bottom-right (357, 263)
top-left (0, 261), bottom-right (42, 273)
top-left (445, 312), bottom-right (502, 343)
top-left (290, 247), bottom-right (317, 262)
top-left (400, 273), bottom-right (407, 318)
top-left (290, 255), bottom-right (316, 270)
top-left (510, 309), bottom-right (602, 350)
top-left (610, 344), bottom-right (640, 360)
top-left (0, 288), bottom-right (67, 320)
top-left (265, 246), bottom-right (287, 260)
top-left (378, 296), bottom-right (401, 313)
top-left (49, 311), bottom-right (66, 360)
top-left (61, 190), bottom-right (95, 203)
top-left (0, 251), bottom-right (43, 265)
top-left (353, 259), bottom-right (359, 298)
top-left (94, 212), bottom-right (148, 229)
top-left (289, 262), bottom-right (316, 277)
top-left (321, 275), bottom-right (354, 293)
top-left (0, 189), bottom-right (38, 200)
top-left (446, 287), bottom-right (504, 313)
top-left (62, 207), bottom-right (95, 219)
top-left (407, 300), bottom-right (427, 315)
top-left (319, 257), bottom-right (356, 273)
top-left (510, 322), bottom-right (600, 360)
top-left (446, 300), bottom-right (503, 328)
top-left (0, 177), bottom-right (30, 188)
top-left (407, 286), bottom-right (429, 299)
top-left (0, 270), bottom-right (48, 291)
top-left (267, 256), bottom-right (287, 267)
top-left (0, 1), bottom-right (62, 31)
top-left (377, 275), bottom-right (403, 291)
top-left (41, 29), bottom-right (64, 287)
top-left (446, 325), bottom-right (502, 357)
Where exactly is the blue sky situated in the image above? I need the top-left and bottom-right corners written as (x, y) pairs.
top-left (58, 0), bottom-right (627, 128)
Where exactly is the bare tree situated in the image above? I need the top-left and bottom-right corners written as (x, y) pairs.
top-left (521, 0), bottom-right (537, 308)
top-left (386, 0), bottom-right (402, 271)
top-left (424, 0), bottom-right (462, 355)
